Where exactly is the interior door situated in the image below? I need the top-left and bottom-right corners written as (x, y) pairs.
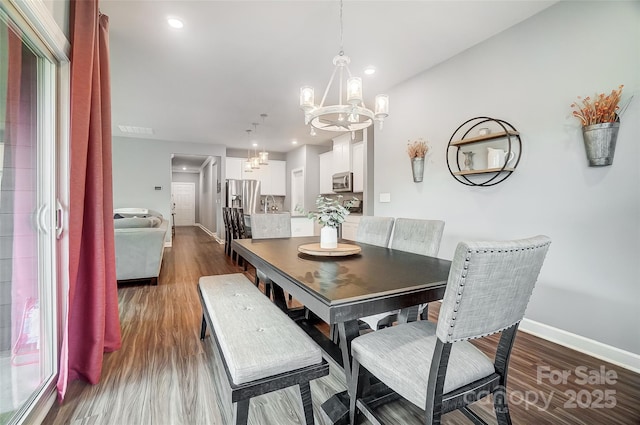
top-left (290, 167), bottom-right (304, 213)
top-left (171, 182), bottom-right (195, 226)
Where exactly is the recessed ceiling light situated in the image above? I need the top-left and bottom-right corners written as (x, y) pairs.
top-left (167, 18), bottom-right (184, 29)
top-left (252, 142), bottom-right (258, 147)
top-left (292, 140), bottom-right (298, 145)
top-left (182, 167), bottom-right (187, 170)
top-left (364, 66), bottom-right (376, 75)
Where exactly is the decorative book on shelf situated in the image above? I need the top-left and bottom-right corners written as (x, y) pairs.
top-left (446, 117), bottom-right (521, 187)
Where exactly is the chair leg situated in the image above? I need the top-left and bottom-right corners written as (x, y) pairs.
top-left (494, 387), bottom-right (513, 425)
top-left (349, 358), bottom-right (366, 425)
top-left (200, 315), bottom-right (207, 340)
top-left (420, 303), bottom-right (429, 321)
top-left (299, 381), bottom-right (314, 425)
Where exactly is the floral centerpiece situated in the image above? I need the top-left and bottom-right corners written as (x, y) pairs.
top-left (570, 85), bottom-right (627, 166)
top-left (407, 138), bottom-right (429, 182)
top-left (297, 195), bottom-right (357, 249)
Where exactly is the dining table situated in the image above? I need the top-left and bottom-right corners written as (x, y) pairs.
top-left (232, 236), bottom-right (452, 424)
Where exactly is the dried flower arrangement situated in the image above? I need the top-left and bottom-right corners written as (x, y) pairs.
top-left (570, 85), bottom-right (624, 126)
top-left (407, 139), bottom-right (429, 158)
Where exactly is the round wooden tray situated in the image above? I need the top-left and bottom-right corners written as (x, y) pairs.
top-left (298, 243), bottom-right (362, 257)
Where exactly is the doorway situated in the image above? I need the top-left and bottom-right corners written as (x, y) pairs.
top-left (171, 182), bottom-right (196, 226)
top-left (290, 167), bottom-right (305, 212)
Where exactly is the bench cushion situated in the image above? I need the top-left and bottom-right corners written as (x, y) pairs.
top-left (199, 273), bottom-right (322, 385)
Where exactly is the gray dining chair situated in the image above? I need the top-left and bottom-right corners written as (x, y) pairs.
top-left (359, 218), bottom-right (445, 330)
top-left (250, 213), bottom-right (291, 298)
top-left (349, 235), bottom-right (551, 425)
top-left (355, 216), bottom-right (394, 247)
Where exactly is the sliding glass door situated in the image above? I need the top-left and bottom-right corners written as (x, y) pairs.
top-left (0, 2), bottom-right (64, 424)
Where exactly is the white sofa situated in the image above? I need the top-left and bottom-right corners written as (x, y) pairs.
top-left (114, 208), bottom-right (169, 285)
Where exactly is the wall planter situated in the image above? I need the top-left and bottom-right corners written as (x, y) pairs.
top-left (411, 157), bottom-right (425, 182)
top-left (582, 121), bottom-right (619, 166)
top-left (571, 85), bottom-right (625, 167)
top-left (407, 139), bottom-right (429, 183)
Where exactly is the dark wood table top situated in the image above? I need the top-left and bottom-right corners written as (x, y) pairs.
top-left (233, 237), bottom-right (451, 324)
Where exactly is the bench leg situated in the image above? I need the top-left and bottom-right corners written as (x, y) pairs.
top-left (300, 381), bottom-right (315, 425)
top-left (200, 315), bottom-right (207, 340)
top-left (234, 399), bottom-right (250, 425)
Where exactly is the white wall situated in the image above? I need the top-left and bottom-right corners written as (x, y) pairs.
top-left (112, 137), bottom-right (226, 242)
top-left (374, 1), bottom-right (640, 356)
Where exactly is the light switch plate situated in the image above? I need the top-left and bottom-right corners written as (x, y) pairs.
top-left (379, 193), bottom-right (391, 203)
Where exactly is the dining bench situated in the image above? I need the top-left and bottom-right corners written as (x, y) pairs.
top-left (198, 273), bottom-right (329, 425)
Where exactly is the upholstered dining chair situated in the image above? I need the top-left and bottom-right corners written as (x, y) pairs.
top-left (349, 235), bottom-right (551, 425)
top-left (250, 213), bottom-right (292, 298)
top-left (355, 216), bottom-right (394, 247)
top-left (359, 218), bottom-right (445, 330)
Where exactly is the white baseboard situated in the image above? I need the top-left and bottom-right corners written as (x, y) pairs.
top-left (520, 318), bottom-right (640, 373)
top-left (197, 223), bottom-right (222, 243)
top-left (164, 241), bottom-right (172, 248)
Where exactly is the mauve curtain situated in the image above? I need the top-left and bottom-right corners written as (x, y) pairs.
top-left (57, 0), bottom-right (121, 401)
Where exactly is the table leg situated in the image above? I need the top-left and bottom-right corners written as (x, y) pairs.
top-left (270, 284), bottom-right (289, 313)
top-left (321, 319), bottom-right (361, 425)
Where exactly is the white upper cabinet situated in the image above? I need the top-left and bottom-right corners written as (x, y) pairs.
top-left (332, 133), bottom-right (352, 173)
top-left (268, 160), bottom-right (286, 196)
top-left (226, 157), bottom-right (244, 180)
top-left (238, 159), bottom-right (286, 196)
top-left (351, 141), bottom-right (364, 193)
top-left (319, 151), bottom-right (334, 194)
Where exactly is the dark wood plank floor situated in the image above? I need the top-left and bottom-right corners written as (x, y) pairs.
top-left (43, 226), bottom-right (640, 425)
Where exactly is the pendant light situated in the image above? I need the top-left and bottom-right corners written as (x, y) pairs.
top-left (244, 129), bottom-right (253, 172)
top-left (258, 113), bottom-right (269, 165)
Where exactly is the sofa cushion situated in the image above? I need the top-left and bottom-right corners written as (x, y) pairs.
top-left (114, 217), bottom-right (161, 229)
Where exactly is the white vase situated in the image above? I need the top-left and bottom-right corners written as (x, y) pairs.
top-left (320, 226), bottom-right (338, 249)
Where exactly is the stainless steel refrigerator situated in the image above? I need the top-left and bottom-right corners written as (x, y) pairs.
top-left (225, 179), bottom-right (261, 213)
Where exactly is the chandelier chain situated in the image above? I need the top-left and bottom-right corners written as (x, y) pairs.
top-left (339, 0), bottom-right (344, 55)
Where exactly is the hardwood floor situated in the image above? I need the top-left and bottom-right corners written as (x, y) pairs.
top-left (43, 226), bottom-right (640, 425)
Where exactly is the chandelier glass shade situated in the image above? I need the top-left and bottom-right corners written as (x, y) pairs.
top-left (299, 1), bottom-right (388, 133)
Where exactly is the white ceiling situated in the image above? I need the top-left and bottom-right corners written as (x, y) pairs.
top-left (101, 0), bottom-right (556, 153)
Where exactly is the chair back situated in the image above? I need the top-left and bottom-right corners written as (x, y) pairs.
top-left (436, 235), bottom-right (551, 343)
top-left (250, 212), bottom-right (292, 239)
top-left (355, 216), bottom-right (394, 247)
top-left (390, 218), bottom-right (445, 257)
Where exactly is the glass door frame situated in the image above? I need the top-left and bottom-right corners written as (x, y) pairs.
top-left (0, 0), bottom-right (69, 423)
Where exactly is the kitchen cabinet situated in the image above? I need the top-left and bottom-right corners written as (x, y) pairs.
top-left (241, 159), bottom-right (286, 195)
top-left (351, 141), bottom-right (364, 193)
top-left (291, 216), bottom-right (315, 237)
top-left (226, 157), bottom-right (244, 180)
top-left (268, 160), bottom-right (286, 196)
top-left (332, 133), bottom-right (351, 173)
top-left (341, 215), bottom-right (361, 241)
top-left (319, 151), bottom-right (334, 194)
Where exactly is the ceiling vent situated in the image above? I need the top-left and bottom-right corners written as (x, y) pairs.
top-left (118, 125), bottom-right (154, 135)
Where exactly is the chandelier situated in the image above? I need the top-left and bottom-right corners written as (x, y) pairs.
top-left (299, 0), bottom-right (389, 135)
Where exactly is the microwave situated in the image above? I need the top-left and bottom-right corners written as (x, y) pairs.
top-left (332, 172), bottom-right (353, 193)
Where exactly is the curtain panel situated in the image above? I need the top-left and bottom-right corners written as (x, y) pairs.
top-left (57, 0), bottom-right (120, 401)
